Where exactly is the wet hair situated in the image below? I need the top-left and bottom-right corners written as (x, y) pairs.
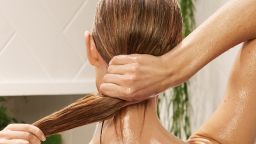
top-left (33, 0), bottom-right (182, 138)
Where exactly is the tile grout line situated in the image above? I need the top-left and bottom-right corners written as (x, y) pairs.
top-left (25, 44), bottom-right (53, 81)
top-left (61, 0), bottom-right (89, 74)
top-left (0, 31), bottom-right (16, 81)
top-left (16, 28), bottom-right (54, 81)
top-left (72, 62), bottom-right (89, 82)
top-left (0, 32), bottom-right (16, 57)
top-left (61, 0), bottom-right (91, 82)
top-left (62, 0), bottom-right (89, 33)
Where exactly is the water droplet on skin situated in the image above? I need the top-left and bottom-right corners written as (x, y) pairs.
top-left (220, 88), bottom-right (248, 140)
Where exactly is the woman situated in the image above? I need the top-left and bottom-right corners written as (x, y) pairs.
top-left (2, 0), bottom-right (255, 144)
top-left (86, 0), bottom-right (184, 143)
top-left (28, 1), bottom-right (184, 143)
top-left (98, 0), bottom-right (256, 143)
top-left (85, 0), bottom-right (256, 143)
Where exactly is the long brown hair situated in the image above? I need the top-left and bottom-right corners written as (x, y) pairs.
top-left (33, 0), bottom-right (182, 137)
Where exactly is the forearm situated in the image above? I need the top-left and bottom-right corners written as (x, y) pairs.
top-left (100, 0), bottom-right (256, 102)
top-left (162, 0), bottom-right (256, 87)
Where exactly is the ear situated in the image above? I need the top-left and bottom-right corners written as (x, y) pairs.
top-left (85, 31), bottom-right (100, 66)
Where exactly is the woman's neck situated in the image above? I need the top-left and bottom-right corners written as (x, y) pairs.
top-left (90, 97), bottom-right (183, 144)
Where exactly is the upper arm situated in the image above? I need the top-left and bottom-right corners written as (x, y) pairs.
top-left (188, 39), bottom-right (256, 144)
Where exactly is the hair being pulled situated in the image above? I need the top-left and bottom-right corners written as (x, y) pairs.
top-left (33, 94), bottom-right (125, 136)
top-left (33, 0), bottom-right (182, 137)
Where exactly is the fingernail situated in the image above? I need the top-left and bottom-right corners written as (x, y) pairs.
top-left (42, 136), bottom-right (46, 141)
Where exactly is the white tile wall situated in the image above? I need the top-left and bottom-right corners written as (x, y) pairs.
top-left (0, 0), bottom-right (98, 96)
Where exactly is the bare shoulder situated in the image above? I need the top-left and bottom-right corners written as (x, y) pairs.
top-left (188, 39), bottom-right (256, 144)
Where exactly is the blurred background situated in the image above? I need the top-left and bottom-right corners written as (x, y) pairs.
top-left (0, 0), bottom-right (240, 143)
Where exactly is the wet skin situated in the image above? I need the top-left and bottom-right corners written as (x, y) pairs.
top-left (87, 35), bottom-right (256, 144)
top-left (87, 0), bottom-right (256, 143)
top-left (188, 40), bottom-right (256, 144)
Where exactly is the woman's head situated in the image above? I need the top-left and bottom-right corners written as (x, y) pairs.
top-left (86, 0), bottom-right (182, 90)
top-left (34, 0), bottom-right (183, 137)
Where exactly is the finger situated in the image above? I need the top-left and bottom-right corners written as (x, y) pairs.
top-left (100, 83), bottom-right (131, 100)
top-left (5, 124), bottom-right (46, 141)
top-left (107, 64), bottom-right (134, 74)
top-left (102, 74), bottom-right (132, 85)
top-left (109, 54), bottom-right (139, 65)
top-left (0, 139), bottom-right (29, 144)
top-left (1, 130), bottom-right (41, 144)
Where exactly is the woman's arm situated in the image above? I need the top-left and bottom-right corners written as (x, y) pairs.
top-left (188, 39), bottom-right (256, 144)
top-left (100, 0), bottom-right (256, 102)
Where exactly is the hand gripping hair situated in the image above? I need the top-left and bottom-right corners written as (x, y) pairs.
top-left (33, 0), bottom-right (182, 136)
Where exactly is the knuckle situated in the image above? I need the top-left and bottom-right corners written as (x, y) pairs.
top-left (132, 63), bottom-right (140, 72)
top-left (124, 75), bottom-right (131, 83)
top-left (125, 75), bottom-right (138, 85)
top-left (24, 124), bottom-right (33, 131)
top-left (34, 128), bottom-right (42, 136)
top-left (133, 55), bottom-right (141, 62)
top-left (125, 88), bottom-right (134, 96)
top-left (26, 133), bottom-right (34, 141)
top-left (129, 74), bottom-right (137, 82)
top-left (112, 56), bottom-right (119, 63)
top-left (35, 127), bottom-right (41, 134)
top-left (135, 55), bottom-right (145, 63)
top-left (24, 133), bottom-right (31, 139)
top-left (7, 124), bottom-right (14, 128)
top-left (4, 124), bottom-right (13, 130)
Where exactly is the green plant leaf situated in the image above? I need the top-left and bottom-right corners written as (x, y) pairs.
top-left (158, 0), bottom-right (195, 139)
top-left (42, 134), bottom-right (62, 144)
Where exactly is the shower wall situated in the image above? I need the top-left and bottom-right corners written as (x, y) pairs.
top-left (0, 0), bottom-right (97, 96)
top-left (0, 0), bottom-right (98, 143)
